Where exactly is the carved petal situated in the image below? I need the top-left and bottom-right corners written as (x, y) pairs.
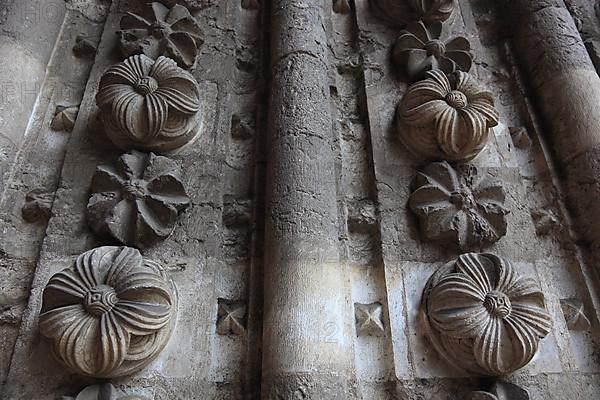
top-left (435, 106), bottom-right (462, 154)
top-left (473, 316), bottom-right (504, 375)
top-left (166, 33), bottom-right (199, 69)
top-left (97, 312), bottom-right (129, 375)
top-left (460, 106), bottom-right (488, 147)
top-left (147, 176), bottom-right (191, 209)
top-left (445, 50), bottom-right (473, 72)
top-left (113, 300), bottom-right (171, 336)
top-left (166, 4), bottom-right (194, 25)
top-left (120, 12), bottom-right (152, 29)
top-left (104, 247), bottom-right (144, 289)
top-left (42, 270), bottom-right (89, 311)
top-left (456, 253), bottom-right (493, 293)
top-left (395, 32), bottom-right (426, 51)
top-left (118, 151), bottom-right (149, 179)
top-left (401, 78), bottom-right (448, 114)
top-left (445, 36), bottom-right (470, 52)
top-left (409, 184), bottom-right (453, 215)
top-left (96, 84), bottom-right (135, 111)
top-left (145, 93), bottom-right (169, 139)
top-left (106, 199), bottom-right (138, 245)
top-left (112, 90), bottom-right (147, 140)
top-left (469, 97), bottom-right (499, 128)
top-left (114, 271), bottom-right (173, 305)
top-left (91, 165), bottom-right (126, 192)
top-left (136, 198), bottom-right (178, 238)
top-left (428, 273), bottom-right (489, 338)
top-left (151, 2), bottom-right (170, 22)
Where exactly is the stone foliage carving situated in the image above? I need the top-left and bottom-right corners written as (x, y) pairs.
top-left (65, 383), bottom-right (148, 400)
top-left (354, 302), bottom-right (385, 336)
top-left (51, 105), bottom-right (79, 132)
top-left (118, 2), bottom-right (203, 70)
top-left (96, 54), bottom-right (202, 153)
top-left (370, 0), bottom-right (455, 24)
top-left (422, 253), bottom-right (552, 375)
top-left (39, 246), bottom-right (177, 378)
top-left (393, 21), bottom-right (472, 82)
top-left (397, 70), bottom-right (499, 162)
top-left (87, 150), bottom-right (190, 248)
top-left (409, 162), bottom-right (509, 248)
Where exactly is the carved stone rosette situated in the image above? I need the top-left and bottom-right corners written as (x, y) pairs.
top-left (422, 253), bottom-right (552, 375)
top-left (96, 54), bottom-right (202, 153)
top-left (87, 150), bottom-right (190, 248)
top-left (370, 0), bottom-right (456, 25)
top-left (409, 161), bottom-right (509, 248)
top-left (118, 2), bottom-right (203, 70)
top-left (39, 246), bottom-right (178, 378)
top-left (397, 70), bottom-right (499, 162)
top-left (393, 21), bottom-right (472, 82)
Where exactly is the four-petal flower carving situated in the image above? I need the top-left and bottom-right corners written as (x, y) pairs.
top-left (118, 2), bottom-right (203, 69)
top-left (87, 150), bottom-right (190, 248)
top-left (423, 253), bottom-right (552, 375)
top-left (397, 70), bottom-right (499, 162)
top-left (393, 20), bottom-right (473, 82)
top-left (96, 54), bottom-right (201, 153)
top-left (39, 246), bottom-right (177, 378)
top-left (409, 161), bottom-right (509, 248)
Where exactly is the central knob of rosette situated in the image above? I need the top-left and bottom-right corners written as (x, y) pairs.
top-left (134, 76), bottom-right (159, 96)
top-left (484, 291), bottom-right (512, 318)
top-left (445, 90), bottom-right (468, 109)
top-left (84, 285), bottom-right (118, 316)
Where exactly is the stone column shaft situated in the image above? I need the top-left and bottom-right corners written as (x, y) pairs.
top-left (261, 0), bottom-right (357, 398)
top-left (504, 0), bottom-right (600, 259)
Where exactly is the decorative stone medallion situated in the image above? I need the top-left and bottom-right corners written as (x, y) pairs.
top-left (408, 161), bottom-right (509, 249)
top-left (393, 21), bottom-right (472, 82)
top-left (397, 70), bottom-right (499, 162)
top-left (370, 0), bottom-right (456, 25)
top-left (87, 150), bottom-right (190, 248)
top-left (422, 253), bottom-right (552, 375)
top-left (118, 2), bottom-right (203, 70)
top-left (65, 383), bottom-right (148, 400)
top-left (39, 246), bottom-right (177, 378)
top-left (96, 54), bottom-right (202, 153)
top-left (216, 299), bottom-right (247, 336)
top-left (354, 302), bottom-right (385, 336)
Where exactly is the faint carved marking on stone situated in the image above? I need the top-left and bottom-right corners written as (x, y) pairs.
top-left (118, 2), bottom-right (203, 70)
top-left (73, 35), bottom-right (97, 58)
top-left (509, 127), bottom-right (532, 149)
top-left (63, 383), bottom-right (148, 400)
top-left (22, 188), bottom-right (53, 223)
top-left (393, 20), bottom-right (472, 82)
top-left (346, 198), bottom-right (377, 233)
top-left (333, 0), bottom-right (351, 14)
top-left (87, 150), bottom-right (190, 248)
top-left (223, 195), bottom-right (253, 228)
top-left (422, 253), bottom-right (552, 375)
top-left (50, 105), bottom-right (80, 132)
top-left (241, 0), bottom-right (260, 9)
top-left (397, 70), bottom-right (499, 162)
top-left (560, 298), bottom-right (591, 331)
top-left (96, 54), bottom-right (202, 153)
top-left (40, 246), bottom-right (177, 378)
top-left (216, 299), bottom-right (246, 336)
top-left (231, 114), bottom-right (255, 140)
top-left (354, 302), bottom-right (385, 336)
top-left (470, 382), bottom-right (529, 400)
top-left (531, 207), bottom-right (560, 236)
top-left (370, 0), bottom-right (455, 25)
top-left (409, 162), bottom-right (509, 249)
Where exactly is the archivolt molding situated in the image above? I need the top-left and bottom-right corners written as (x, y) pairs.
top-left (397, 70), bottom-right (499, 162)
top-left (96, 54), bottom-right (202, 153)
top-left (409, 161), bottom-right (509, 249)
top-left (87, 150), bottom-right (190, 248)
top-left (39, 246), bottom-right (177, 378)
top-left (118, 2), bottom-right (203, 70)
top-left (393, 20), bottom-right (472, 82)
top-left (422, 253), bottom-right (552, 376)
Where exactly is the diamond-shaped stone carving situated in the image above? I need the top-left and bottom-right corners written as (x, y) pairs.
top-left (216, 299), bottom-right (247, 336)
top-left (354, 302), bottom-right (385, 336)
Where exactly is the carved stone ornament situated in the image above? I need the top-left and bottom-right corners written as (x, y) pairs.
top-left (118, 2), bottom-right (203, 70)
top-left (51, 105), bottom-right (80, 132)
top-left (422, 253), bottom-right (552, 375)
top-left (64, 383), bottom-right (148, 400)
top-left (87, 150), bottom-right (190, 248)
top-left (470, 382), bottom-right (529, 400)
top-left (370, 0), bottom-right (456, 25)
top-left (22, 188), bottom-right (53, 223)
top-left (39, 246), bottom-right (177, 378)
top-left (560, 298), bottom-right (591, 331)
top-left (397, 70), bottom-right (499, 162)
top-left (409, 161), bottom-right (509, 249)
top-left (393, 21), bottom-right (473, 82)
top-left (216, 299), bottom-right (247, 336)
top-left (96, 54), bottom-right (202, 153)
top-left (354, 302), bottom-right (385, 336)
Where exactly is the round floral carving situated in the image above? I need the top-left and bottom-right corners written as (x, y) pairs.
top-left (397, 70), bottom-right (499, 162)
top-left (118, 2), bottom-right (203, 70)
top-left (370, 0), bottom-right (456, 25)
top-left (409, 161), bottom-right (509, 248)
top-left (96, 54), bottom-right (202, 153)
top-left (87, 150), bottom-right (190, 248)
top-left (39, 246), bottom-right (177, 378)
top-left (393, 21), bottom-right (472, 82)
top-left (422, 253), bottom-right (552, 375)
